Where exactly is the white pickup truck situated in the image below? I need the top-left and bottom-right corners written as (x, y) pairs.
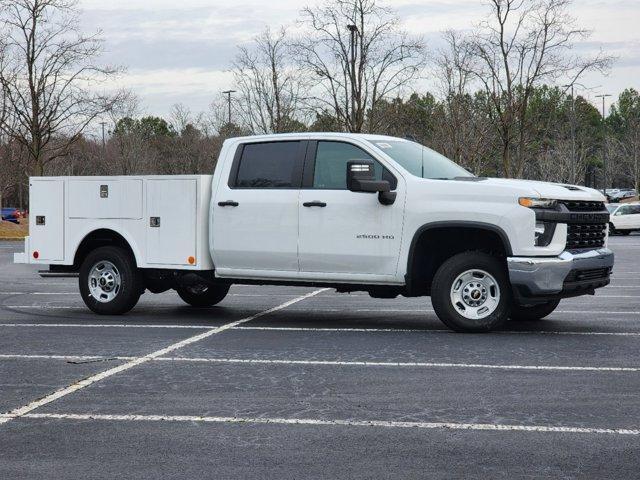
top-left (15, 133), bottom-right (614, 332)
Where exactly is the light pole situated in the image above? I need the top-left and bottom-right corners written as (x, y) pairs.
top-left (347, 24), bottom-right (359, 131)
top-left (222, 90), bottom-right (236, 125)
top-left (596, 93), bottom-right (612, 195)
top-left (563, 84), bottom-right (576, 184)
top-left (99, 122), bottom-right (107, 151)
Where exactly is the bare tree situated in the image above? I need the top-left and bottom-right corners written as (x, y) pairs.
top-left (233, 28), bottom-right (306, 134)
top-left (464, 0), bottom-right (611, 178)
top-left (294, 0), bottom-right (425, 133)
top-left (0, 0), bottom-right (126, 176)
top-left (434, 30), bottom-right (495, 175)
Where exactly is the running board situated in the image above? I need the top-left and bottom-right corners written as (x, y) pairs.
top-left (38, 270), bottom-right (79, 278)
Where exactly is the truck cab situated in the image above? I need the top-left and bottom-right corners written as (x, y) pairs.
top-left (15, 133), bottom-right (614, 332)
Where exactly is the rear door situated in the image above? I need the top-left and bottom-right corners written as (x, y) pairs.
top-left (29, 179), bottom-right (65, 261)
top-left (613, 204), bottom-right (633, 229)
top-left (212, 141), bottom-right (305, 274)
top-left (298, 140), bottom-right (405, 277)
top-left (627, 204), bottom-right (640, 229)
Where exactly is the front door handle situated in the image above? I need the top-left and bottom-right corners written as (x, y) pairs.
top-left (303, 201), bottom-right (327, 208)
top-left (218, 200), bottom-right (239, 207)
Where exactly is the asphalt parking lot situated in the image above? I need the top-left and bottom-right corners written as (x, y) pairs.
top-left (1, 238), bottom-right (639, 479)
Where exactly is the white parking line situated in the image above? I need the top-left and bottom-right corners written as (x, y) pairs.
top-left (1, 353), bottom-right (639, 373)
top-left (7, 412), bottom-right (638, 436)
top-left (0, 289), bottom-right (327, 426)
top-left (0, 323), bottom-right (213, 329)
top-left (158, 356), bottom-right (640, 372)
top-left (2, 323), bottom-right (640, 337)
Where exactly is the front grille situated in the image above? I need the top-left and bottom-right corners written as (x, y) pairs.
top-left (566, 223), bottom-right (607, 249)
top-left (564, 267), bottom-right (611, 284)
top-left (559, 200), bottom-right (606, 212)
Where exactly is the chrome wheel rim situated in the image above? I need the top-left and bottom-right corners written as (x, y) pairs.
top-left (88, 260), bottom-right (121, 303)
top-left (450, 269), bottom-right (500, 320)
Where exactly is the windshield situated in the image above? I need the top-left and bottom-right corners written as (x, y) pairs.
top-left (606, 204), bottom-right (619, 213)
top-left (367, 140), bottom-right (473, 180)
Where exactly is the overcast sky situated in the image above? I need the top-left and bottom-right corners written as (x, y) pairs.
top-left (79, 0), bottom-right (640, 119)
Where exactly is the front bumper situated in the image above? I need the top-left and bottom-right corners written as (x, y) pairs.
top-left (507, 248), bottom-right (614, 300)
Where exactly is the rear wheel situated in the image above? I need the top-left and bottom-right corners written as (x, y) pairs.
top-left (431, 252), bottom-right (511, 333)
top-left (510, 300), bottom-right (560, 322)
top-left (176, 283), bottom-right (230, 307)
top-left (79, 246), bottom-right (143, 315)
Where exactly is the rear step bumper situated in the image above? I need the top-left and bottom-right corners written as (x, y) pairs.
top-left (38, 270), bottom-right (79, 278)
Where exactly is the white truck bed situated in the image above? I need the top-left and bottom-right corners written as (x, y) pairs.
top-left (15, 175), bottom-right (214, 270)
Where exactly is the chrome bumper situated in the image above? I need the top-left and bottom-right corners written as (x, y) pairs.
top-left (507, 248), bottom-right (614, 296)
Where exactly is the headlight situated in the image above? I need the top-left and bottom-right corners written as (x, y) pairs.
top-left (519, 197), bottom-right (558, 209)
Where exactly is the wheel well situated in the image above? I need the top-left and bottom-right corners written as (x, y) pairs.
top-left (73, 229), bottom-right (137, 270)
top-left (407, 226), bottom-right (509, 296)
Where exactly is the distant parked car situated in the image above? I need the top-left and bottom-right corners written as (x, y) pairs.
top-left (1, 207), bottom-right (21, 224)
top-left (608, 203), bottom-right (640, 235)
top-left (607, 188), bottom-right (637, 202)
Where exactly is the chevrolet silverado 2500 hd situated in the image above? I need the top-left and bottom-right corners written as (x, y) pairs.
top-left (14, 133), bottom-right (614, 332)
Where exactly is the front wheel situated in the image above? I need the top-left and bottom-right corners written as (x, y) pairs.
top-left (510, 300), bottom-right (560, 322)
top-left (431, 252), bottom-right (511, 333)
top-left (79, 246), bottom-right (143, 315)
top-left (176, 283), bottom-right (230, 307)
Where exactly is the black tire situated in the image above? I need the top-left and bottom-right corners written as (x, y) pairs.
top-left (176, 283), bottom-right (230, 307)
top-left (609, 223), bottom-right (617, 235)
top-left (79, 246), bottom-right (143, 315)
top-left (510, 300), bottom-right (560, 322)
top-left (431, 252), bottom-right (511, 333)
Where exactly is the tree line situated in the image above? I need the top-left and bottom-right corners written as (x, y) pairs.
top-left (1, 0), bottom-right (639, 209)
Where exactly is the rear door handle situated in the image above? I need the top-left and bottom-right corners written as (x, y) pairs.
top-left (218, 200), bottom-right (239, 207)
top-left (303, 201), bottom-right (327, 208)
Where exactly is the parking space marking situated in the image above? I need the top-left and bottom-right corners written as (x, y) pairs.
top-left (0, 289), bottom-right (327, 426)
top-left (157, 356), bottom-right (640, 372)
top-left (0, 323), bottom-right (213, 329)
top-left (6, 412), bottom-right (638, 436)
top-left (2, 323), bottom-right (640, 336)
top-left (2, 353), bottom-right (639, 373)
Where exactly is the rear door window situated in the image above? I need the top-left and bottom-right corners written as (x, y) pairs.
top-left (233, 141), bottom-right (302, 188)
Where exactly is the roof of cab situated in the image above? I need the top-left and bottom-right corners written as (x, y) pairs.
top-left (225, 132), bottom-right (410, 144)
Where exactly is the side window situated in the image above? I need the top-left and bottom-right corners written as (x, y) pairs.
top-left (629, 205), bottom-right (640, 214)
top-left (312, 141), bottom-right (396, 190)
top-left (617, 205), bottom-right (631, 215)
top-left (233, 141), bottom-right (301, 188)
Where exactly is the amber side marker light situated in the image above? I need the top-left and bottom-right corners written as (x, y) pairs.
top-left (188, 256), bottom-right (196, 265)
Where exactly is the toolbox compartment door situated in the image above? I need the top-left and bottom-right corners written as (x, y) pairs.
top-left (29, 180), bottom-right (65, 261)
top-left (146, 178), bottom-right (198, 265)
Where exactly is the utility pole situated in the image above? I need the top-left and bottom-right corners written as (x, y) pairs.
top-left (596, 94), bottom-right (612, 195)
top-left (222, 90), bottom-right (236, 125)
top-left (347, 24), bottom-right (359, 132)
top-left (99, 121), bottom-right (107, 151)
top-left (563, 84), bottom-right (576, 184)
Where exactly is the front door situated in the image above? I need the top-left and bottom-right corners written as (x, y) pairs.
top-left (298, 140), bottom-right (405, 278)
top-left (212, 140), bottom-right (305, 275)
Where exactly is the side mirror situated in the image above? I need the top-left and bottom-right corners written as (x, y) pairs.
top-left (346, 160), bottom-right (396, 205)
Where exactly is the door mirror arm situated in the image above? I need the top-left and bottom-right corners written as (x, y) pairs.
top-left (378, 190), bottom-right (397, 205)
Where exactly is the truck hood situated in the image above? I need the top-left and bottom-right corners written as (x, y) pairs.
top-left (470, 177), bottom-right (606, 201)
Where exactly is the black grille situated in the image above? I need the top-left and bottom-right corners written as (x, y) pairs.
top-left (566, 223), bottom-right (607, 249)
top-left (564, 267), bottom-right (611, 284)
top-left (559, 200), bottom-right (606, 212)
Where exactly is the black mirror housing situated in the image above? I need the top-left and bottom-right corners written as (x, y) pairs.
top-left (346, 160), bottom-right (395, 205)
top-left (347, 160), bottom-right (389, 192)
